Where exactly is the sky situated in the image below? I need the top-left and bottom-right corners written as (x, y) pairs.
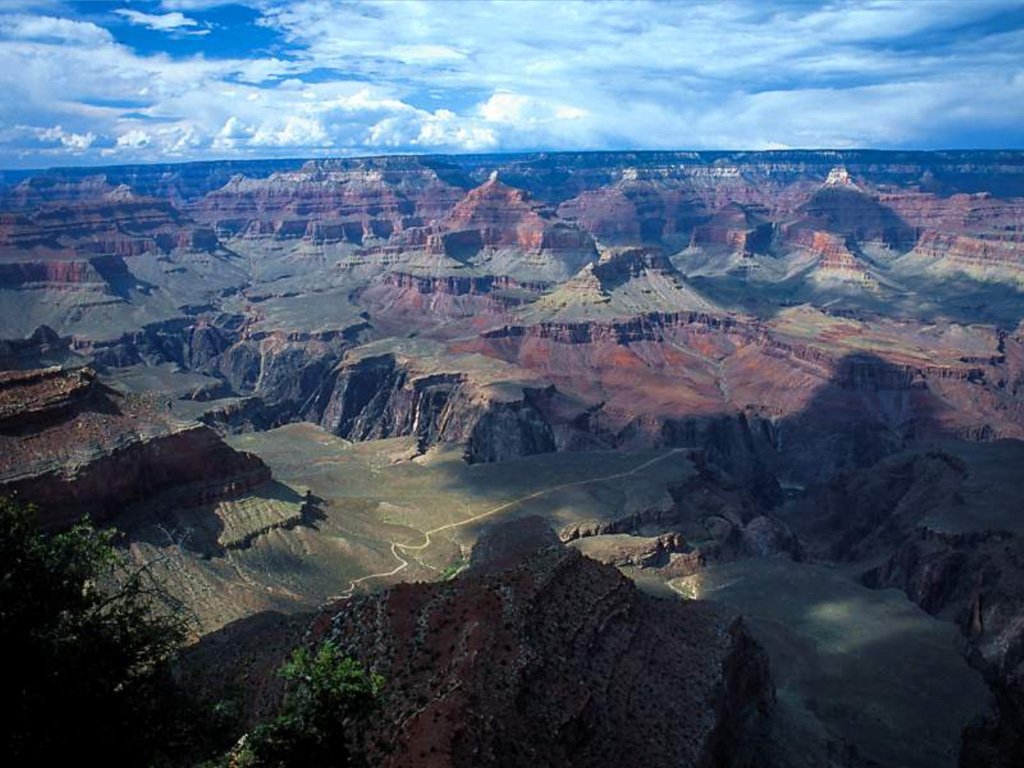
top-left (0, 0), bottom-right (1022, 168)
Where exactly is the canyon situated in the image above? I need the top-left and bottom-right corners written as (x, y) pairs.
top-left (2, 149), bottom-right (1024, 766)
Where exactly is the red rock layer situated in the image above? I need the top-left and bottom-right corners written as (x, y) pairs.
top-left (798, 230), bottom-right (871, 275)
top-left (192, 161), bottom-right (464, 243)
top-left (426, 175), bottom-right (594, 257)
top-left (318, 542), bottom-right (771, 768)
top-left (0, 367), bottom-right (270, 528)
top-left (690, 203), bottom-right (773, 254)
top-left (913, 231), bottom-right (1022, 270)
top-left (0, 197), bottom-right (215, 264)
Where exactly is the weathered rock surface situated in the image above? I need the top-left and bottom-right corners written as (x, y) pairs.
top-left (3, 149), bottom-right (1023, 767)
top-left (0, 366), bottom-right (271, 528)
top-left (317, 527), bottom-right (773, 768)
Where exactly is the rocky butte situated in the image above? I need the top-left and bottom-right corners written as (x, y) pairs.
top-left (2, 149), bottom-right (1023, 766)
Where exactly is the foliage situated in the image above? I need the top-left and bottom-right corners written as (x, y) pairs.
top-left (235, 641), bottom-right (384, 768)
top-left (440, 558), bottom-right (468, 581)
top-left (0, 496), bottom-right (207, 765)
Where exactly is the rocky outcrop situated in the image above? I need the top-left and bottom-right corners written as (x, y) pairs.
top-left (0, 325), bottom-right (74, 370)
top-left (900, 231), bottom-right (1024, 285)
top-left (690, 203), bottom-right (773, 254)
top-left (564, 458), bottom-right (798, 576)
top-left (192, 159), bottom-right (465, 242)
top-left (558, 178), bottom-right (706, 248)
top-left (372, 173), bottom-right (600, 281)
top-left (300, 354), bottom-right (557, 461)
top-left (316, 528), bottom-right (774, 768)
top-left (787, 185), bottom-right (918, 250)
top-left (0, 365), bottom-right (97, 429)
top-left (440, 173), bottom-right (593, 254)
top-left (0, 366), bottom-right (270, 529)
top-left (798, 230), bottom-right (874, 279)
top-left (5, 423), bottom-right (271, 529)
top-left (0, 196), bottom-right (215, 258)
top-left (569, 531), bottom-right (692, 569)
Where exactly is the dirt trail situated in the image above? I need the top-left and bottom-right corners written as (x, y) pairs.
top-left (333, 449), bottom-right (686, 599)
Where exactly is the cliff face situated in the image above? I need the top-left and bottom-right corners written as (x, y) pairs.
top-left (317, 529), bottom-right (773, 768)
top-left (299, 354), bottom-right (558, 462)
top-left (789, 185), bottom-right (918, 250)
top-left (191, 160), bottom-right (465, 243)
top-left (3, 149), bottom-right (1022, 767)
top-left (0, 195), bottom-right (214, 258)
top-left (689, 202), bottom-right (773, 254)
top-left (0, 366), bottom-right (271, 528)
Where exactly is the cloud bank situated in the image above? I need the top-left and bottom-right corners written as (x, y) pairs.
top-left (0, 0), bottom-right (1021, 167)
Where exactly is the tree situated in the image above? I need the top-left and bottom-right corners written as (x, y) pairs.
top-left (0, 496), bottom-right (199, 765)
top-left (234, 641), bottom-right (384, 768)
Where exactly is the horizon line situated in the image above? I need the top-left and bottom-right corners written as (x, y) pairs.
top-left (3, 146), bottom-right (1024, 176)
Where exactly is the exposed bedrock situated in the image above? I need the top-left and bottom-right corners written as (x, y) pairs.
top-left (278, 320), bottom-right (1024, 482)
top-left (299, 354), bottom-right (557, 461)
top-left (0, 366), bottom-right (271, 529)
top-left (291, 348), bottom-right (786, 474)
top-left (562, 457), bottom-right (800, 577)
top-left (689, 202), bottom-right (774, 254)
top-left (475, 315), bottom-right (1022, 481)
top-left (862, 524), bottom-right (1024, 768)
top-left (317, 527), bottom-right (774, 768)
top-left (787, 184), bottom-right (918, 250)
top-left (30, 301), bottom-right (1024, 490)
top-left (72, 314), bottom-right (358, 424)
top-left (191, 159), bottom-right (465, 241)
top-left (5, 423), bottom-right (271, 529)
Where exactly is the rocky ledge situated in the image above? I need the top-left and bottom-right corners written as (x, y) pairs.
top-left (314, 521), bottom-right (773, 768)
top-left (0, 366), bottom-right (271, 528)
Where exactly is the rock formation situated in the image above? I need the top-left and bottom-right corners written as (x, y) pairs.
top-left (316, 523), bottom-right (774, 768)
top-left (0, 366), bottom-right (271, 528)
top-left (2, 149), bottom-right (1024, 766)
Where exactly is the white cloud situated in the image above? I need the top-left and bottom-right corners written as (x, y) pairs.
top-left (0, 14), bottom-right (112, 45)
top-left (115, 9), bottom-right (208, 34)
top-left (116, 129), bottom-right (152, 149)
top-left (38, 125), bottom-right (95, 150)
top-left (250, 116), bottom-right (329, 147)
top-left (165, 123), bottom-right (203, 152)
top-left (0, 0), bottom-right (1021, 166)
top-left (478, 92), bottom-right (587, 125)
top-left (388, 44), bottom-right (466, 64)
top-left (159, 0), bottom-right (237, 9)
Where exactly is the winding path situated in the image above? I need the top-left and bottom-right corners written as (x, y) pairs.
top-left (333, 448), bottom-right (686, 600)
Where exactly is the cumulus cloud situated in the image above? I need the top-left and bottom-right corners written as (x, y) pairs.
top-left (38, 125), bottom-right (95, 150)
top-left (478, 92), bottom-right (587, 125)
top-left (0, 14), bottom-right (112, 45)
top-left (250, 116), bottom-right (329, 147)
top-left (115, 129), bottom-right (152, 148)
top-left (0, 0), bottom-right (1021, 166)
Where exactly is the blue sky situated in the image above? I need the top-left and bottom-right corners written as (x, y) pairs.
top-left (0, 0), bottom-right (1022, 168)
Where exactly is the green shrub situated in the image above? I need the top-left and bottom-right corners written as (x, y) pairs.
top-left (235, 641), bottom-right (383, 768)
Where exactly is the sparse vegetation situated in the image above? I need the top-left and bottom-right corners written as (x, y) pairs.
top-left (440, 558), bottom-right (468, 580)
top-left (233, 641), bottom-right (383, 768)
top-left (0, 496), bottom-right (382, 767)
